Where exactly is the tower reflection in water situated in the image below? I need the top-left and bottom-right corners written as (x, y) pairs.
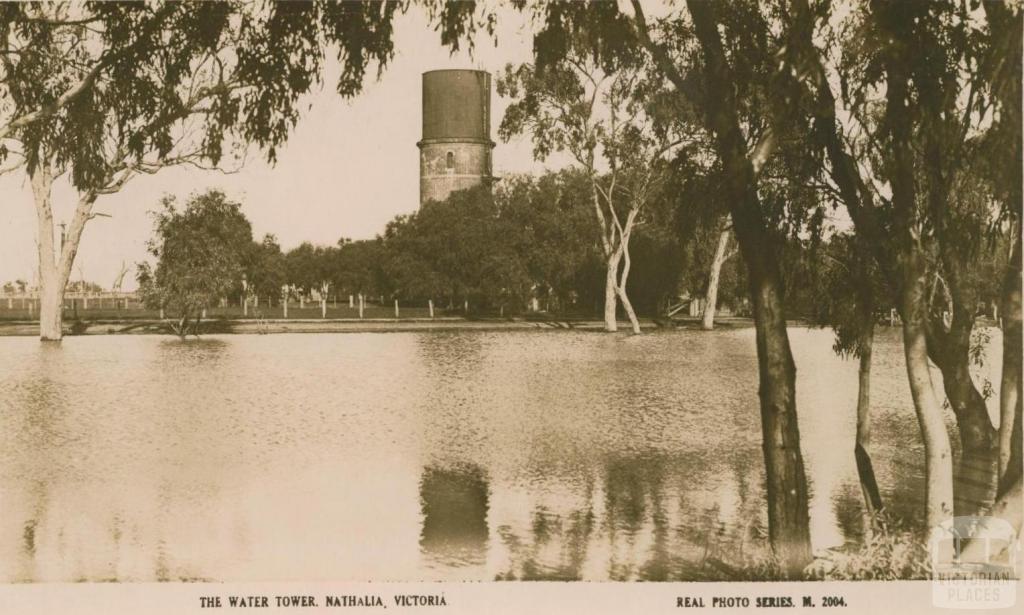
top-left (418, 463), bottom-right (489, 570)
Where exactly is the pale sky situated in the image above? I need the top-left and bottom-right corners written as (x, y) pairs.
top-left (0, 5), bottom-right (567, 291)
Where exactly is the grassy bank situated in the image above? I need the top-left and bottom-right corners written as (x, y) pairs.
top-left (0, 302), bottom-right (435, 322)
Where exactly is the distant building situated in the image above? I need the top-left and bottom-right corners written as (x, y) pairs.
top-left (417, 69), bottom-right (495, 206)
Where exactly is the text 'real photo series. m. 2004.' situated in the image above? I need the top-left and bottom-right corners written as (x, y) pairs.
top-left (0, 0), bottom-right (1021, 606)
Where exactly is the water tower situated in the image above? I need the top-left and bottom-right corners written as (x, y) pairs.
top-left (417, 69), bottom-right (495, 206)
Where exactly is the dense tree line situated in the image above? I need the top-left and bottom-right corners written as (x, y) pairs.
top-left (136, 167), bottom-right (757, 326)
top-left (220, 170), bottom-right (709, 319)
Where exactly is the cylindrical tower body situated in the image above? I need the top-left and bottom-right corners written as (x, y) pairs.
top-left (417, 69), bottom-right (495, 206)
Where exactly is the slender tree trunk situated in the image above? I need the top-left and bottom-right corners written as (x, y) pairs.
top-left (983, 0), bottom-right (1023, 500)
top-left (683, 0), bottom-right (812, 575)
top-left (873, 0), bottom-right (953, 530)
top-left (855, 324), bottom-right (884, 519)
top-left (999, 237), bottom-right (1022, 496)
top-left (616, 233), bottom-right (641, 335)
top-left (903, 265), bottom-right (955, 529)
top-left (604, 251), bottom-right (620, 332)
top-left (616, 287), bottom-right (640, 334)
top-left (702, 229), bottom-right (731, 330)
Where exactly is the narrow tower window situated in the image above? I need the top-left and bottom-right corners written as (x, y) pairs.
top-left (446, 151), bottom-right (455, 170)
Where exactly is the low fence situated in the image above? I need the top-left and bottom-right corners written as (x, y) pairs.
top-left (0, 292), bottom-right (142, 313)
top-left (0, 293), bottom-right (445, 321)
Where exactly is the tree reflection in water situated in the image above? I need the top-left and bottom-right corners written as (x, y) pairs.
top-left (487, 449), bottom-right (778, 581)
top-left (494, 491), bottom-right (597, 581)
top-left (419, 463), bottom-right (490, 569)
top-left (3, 344), bottom-right (66, 582)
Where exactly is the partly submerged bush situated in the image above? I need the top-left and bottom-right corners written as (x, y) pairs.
top-left (813, 512), bottom-right (933, 580)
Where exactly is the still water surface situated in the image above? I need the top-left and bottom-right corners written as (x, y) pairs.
top-left (0, 328), bottom-right (999, 581)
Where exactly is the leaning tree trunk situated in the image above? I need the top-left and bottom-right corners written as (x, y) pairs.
top-left (702, 229), bottom-right (731, 330)
top-left (694, 248), bottom-right (815, 576)
top-left (931, 330), bottom-right (996, 456)
top-left (684, 0), bottom-right (812, 576)
top-left (855, 323), bottom-right (884, 520)
top-left (903, 264), bottom-right (955, 530)
top-left (876, 0), bottom-right (953, 531)
top-left (616, 286), bottom-right (641, 335)
top-left (925, 249), bottom-right (998, 509)
top-left (928, 319), bottom-right (997, 515)
top-left (616, 226), bottom-right (641, 335)
top-left (999, 236), bottom-right (1022, 497)
top-left (750, 271), bottom-right (812, 576)
top-left (604, 250), bottom-right (621, 332)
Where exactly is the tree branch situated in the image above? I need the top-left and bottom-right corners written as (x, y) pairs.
top-left (0, 3), bottom-right (176, 141)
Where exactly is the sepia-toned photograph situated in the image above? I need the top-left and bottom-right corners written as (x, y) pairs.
top-left (0, 0), bottom-right (1021, 613)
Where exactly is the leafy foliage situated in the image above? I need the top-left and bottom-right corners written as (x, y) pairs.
top-left (136, 190), bottom-right (252, 337)
top-left (268, 170), bottom-right (696, 318)
top-left (0, 1), bottom-right (484, 187)
top-left (805, 233), bottom-right (886, 358)
top-left (246, 234), bottom-right (287, 304)
top-left (815, 512), bottom-right (933, 581)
